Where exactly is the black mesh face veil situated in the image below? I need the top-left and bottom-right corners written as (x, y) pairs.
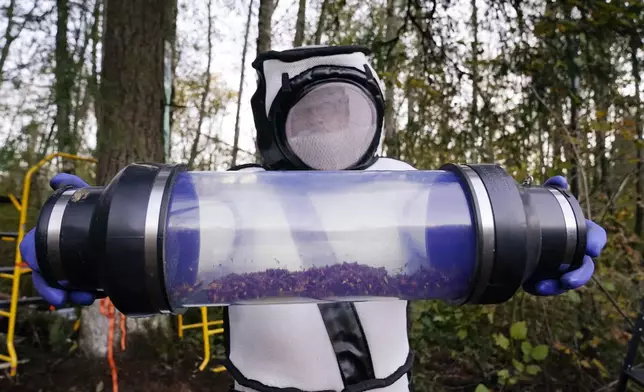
top-left (250, 45), bottom-right (386, 171)
top-left (285, 82), bottom-right (379, 170)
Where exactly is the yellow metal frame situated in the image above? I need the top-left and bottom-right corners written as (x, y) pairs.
top-left (177, 307), bottom-right (227, 373)
top-left (0, 152), bottom-right (97, 376)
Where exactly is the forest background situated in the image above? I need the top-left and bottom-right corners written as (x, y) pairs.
top-left (0, 0), bottom-right (643, 391)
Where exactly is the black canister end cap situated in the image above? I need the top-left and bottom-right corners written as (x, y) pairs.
top-left (35, 186), bottom-right (108, 298)
top-left (92, 163), bottom-right (186, 317)
top-left (441, 164), bottom-right (529, 305)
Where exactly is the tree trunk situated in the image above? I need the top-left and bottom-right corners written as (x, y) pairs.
top-left (256, 0), bottom-right (275, 56)
top-left (0, 1), bottom-right (38, 83)
top-left (71, 2), bottom-right (100, 155)
top-left (632, 35), bottom-right (643, 237)
top-left (469, 0), bottom-right (479, 162)
top-left (187, 0), bottom-right (214, 169)
top-left (403, 74), bottom-right (418, 163)
top-left (96, 0), bottom-right (176, 179)
top-left (382, 0), bottom-right (399, 159)
top-left (293, 0), bottom-right (306, 47)
top-left (89, 0), bottom-right (101, 140)
top-left (313, 0), bottom-right (328, 45)
top-left (55, 0), bottom-right (75, 170)
top-left (564, 8), bottom-right (580, 197)
top-left (594, 85), bottom-right (609, 199)
top-left (232, 0), bottom-right (254, 167)
top-left (162, 0), bottom-right (178, 161)
top-left (81, 0), bottom-right (177, 357)
top-left (0, 0), bottom-right (17, 82)
top-left (254, 0), bottom-right (275, 160)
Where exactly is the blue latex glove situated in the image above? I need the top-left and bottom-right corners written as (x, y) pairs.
top-left (523, 175), bottom-right (607, 296)
top-left (19, 173), bottom-right (96, 307)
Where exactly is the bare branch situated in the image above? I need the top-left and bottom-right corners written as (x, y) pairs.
top-left (599, 169), bottom-right (635, 224)
top-left (187, 0), bottom-right (214, 169)
top-left (529, 84), bottom-right (592, 219)
top-left (231, 0), bottom-right (254, 167)
top-left (203, 133), bottom-right (254, 157)
top-left (2, 1), bottom-right (42, 72)
top-left (313, 0), bottom-right (328, 45)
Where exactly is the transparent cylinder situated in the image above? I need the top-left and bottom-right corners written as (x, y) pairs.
top-left (164, 170), bottom-right (477, 308)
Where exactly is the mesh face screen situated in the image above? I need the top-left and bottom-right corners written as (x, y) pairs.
top-left (285, 82), bottom-right (377, 170)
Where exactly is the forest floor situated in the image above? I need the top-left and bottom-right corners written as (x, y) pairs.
top-left (0, 346), bottom-right (233, 392)
top-left (0, 311), bottom-right (487, 392)
top-left (0, 346), bottom-right (488, 392)
top-left (0, 308), bottom-right (234, 392)
top-left (0, 300), bottom-right (628, 392)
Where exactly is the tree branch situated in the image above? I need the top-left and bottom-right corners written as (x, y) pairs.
top-left (231, 0), bottom-right (254, 167)
top-left (529, 84), bottom-right (592, 219)
top-left (187, 0), bottom-right (214, 169)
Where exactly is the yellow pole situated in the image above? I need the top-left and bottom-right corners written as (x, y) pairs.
top-left (198, 307), bottom-right (211, 371)
top-left (177, 314), bottom-right (184, 338)
top-left (211, 365), bottom-right (227, 373)
top-left (8, 194), bottom-right (21, 212)
top-left (6, 153), bottom-right (96, 376)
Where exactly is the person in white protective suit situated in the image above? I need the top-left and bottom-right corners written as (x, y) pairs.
top-left (222, 45), bottom-right (416, 392)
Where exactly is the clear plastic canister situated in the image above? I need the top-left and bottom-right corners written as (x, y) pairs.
top-left (163, 170), bottom-right (477, 308)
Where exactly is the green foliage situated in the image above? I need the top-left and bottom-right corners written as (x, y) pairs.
top-left (532, 345), bottom-right (549, 361)
top-left (494, 333), bottom-right (510, 350)
top-left (474, 384), bottom-right (489, 392)
top-left (1, 0), bottom-right (643, 390)
top-left (526, 364), bottom-right (541, 376)
top-left (48, 314), bottom-right (72, 353)
top-left (409, 267), bottom-right (634, 391)
top-left (510, 321), bottom-right (527, 341)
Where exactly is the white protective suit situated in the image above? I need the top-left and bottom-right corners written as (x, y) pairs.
top-left (201, 45), bottom-right (419, 392)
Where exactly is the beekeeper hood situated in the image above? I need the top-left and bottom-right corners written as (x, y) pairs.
top-left (250, 45), bottom-right (385, 171)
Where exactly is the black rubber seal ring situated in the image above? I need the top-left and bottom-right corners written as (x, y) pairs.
top-left (549, 186), bottom-right (587, 272)
top-left (35, 186), bottom-right (72, 291)
top-left (156, 164), bottom-right (188, 315)
top-left (439, 164), bottom-right (489, 305)
top-left (467, 164), bottom-right (529, 304)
